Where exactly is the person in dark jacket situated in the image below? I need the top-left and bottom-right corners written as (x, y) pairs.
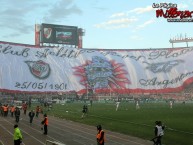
top-left (28, 110), bottom-right (35, 124)
top-left (15, 107), bottom-right (20, 123)
top-left (81, 105), bottom-right (88, 118)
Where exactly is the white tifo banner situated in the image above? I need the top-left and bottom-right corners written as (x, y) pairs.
top-left (0, 42), bottom-right (193, 94)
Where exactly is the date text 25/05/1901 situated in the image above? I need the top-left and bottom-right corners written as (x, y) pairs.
top-left (15, 82), bottom-right (67, 90)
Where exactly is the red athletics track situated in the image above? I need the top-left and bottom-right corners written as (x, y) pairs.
top-left (0, 113), bottom-right (152, 145)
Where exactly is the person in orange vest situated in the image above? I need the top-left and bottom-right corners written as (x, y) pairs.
top-left (96, 125), bottom-right (105, 145)
top-left (10, 105), bottom-right (15, 117)
top-left (41, 114), bottom-right (48, 135)
top-left (36, 106), bottom-right (40, 117)
top-left (3, 104), bottom-right (9, 117)
top-left (22, 103), bottom-right (27, 115)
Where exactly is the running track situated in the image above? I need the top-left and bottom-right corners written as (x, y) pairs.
top-left (0, 113), bottom-right (152, 145)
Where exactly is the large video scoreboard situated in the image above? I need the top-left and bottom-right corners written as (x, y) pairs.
top-left (40, 23), bottom-right (78, 46)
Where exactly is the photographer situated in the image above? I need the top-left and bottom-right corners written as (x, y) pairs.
top-left (151, 121), bottom-right (165, 145)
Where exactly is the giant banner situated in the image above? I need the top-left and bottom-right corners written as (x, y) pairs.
top-left (0, 42), bottom-right (193, 94)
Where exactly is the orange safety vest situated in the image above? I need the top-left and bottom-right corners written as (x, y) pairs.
top-left (45, 117), bottom-right (48, 125)
top-left (11, 107), bottom-right (15, 112)
top-left (3, 106), bottom-right (8, 112)
top-left (96, 130), bottom-right (105, 144)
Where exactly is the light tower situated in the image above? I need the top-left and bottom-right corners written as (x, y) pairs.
top-left (169, 34), bottom-right (193, 48)
top-left (78, 28), bottom-right (85, 48)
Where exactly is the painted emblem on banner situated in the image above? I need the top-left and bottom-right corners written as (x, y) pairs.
top-left (73, 56), bottom-right (130, 89)
top-left (25, 60), bottom-right (51, 79)
top-left (44, 28), bottom-right (52, 39)
top-left (145, 60), bottom-right (184, 73)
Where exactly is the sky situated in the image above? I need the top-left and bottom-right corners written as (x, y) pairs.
top-left (0, 0), bottom-right (193, 50)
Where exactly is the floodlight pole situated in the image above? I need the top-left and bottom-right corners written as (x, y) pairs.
top-left (169, 34), bottom-right (193, 48)
top-left (35, 24), bottom-right (41, 47)
top-left (78, 28), bottom-right (85, 48)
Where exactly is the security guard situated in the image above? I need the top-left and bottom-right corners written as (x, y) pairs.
top-left (13, 124), bottom-right (22, 145)
top-left (41, 114), bottom-right (48, 135)
top-left (96, 125), bottom-right (105, 145)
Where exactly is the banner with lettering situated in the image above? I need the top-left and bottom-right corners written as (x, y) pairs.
top-left (0, 42), bottom-right (193, 94)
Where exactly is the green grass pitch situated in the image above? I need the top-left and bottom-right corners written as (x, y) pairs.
top-left (37, 101), bottom-right (193, 145)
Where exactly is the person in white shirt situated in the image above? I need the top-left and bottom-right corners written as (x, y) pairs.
top-left (136, 101), bottom-right (140, 109)
top-left (169, 100), bottom-right (173, 109)
top-left (115, 101), bottom-right (120, 111)
top-left (151, 121), bottom-right (165, 145)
